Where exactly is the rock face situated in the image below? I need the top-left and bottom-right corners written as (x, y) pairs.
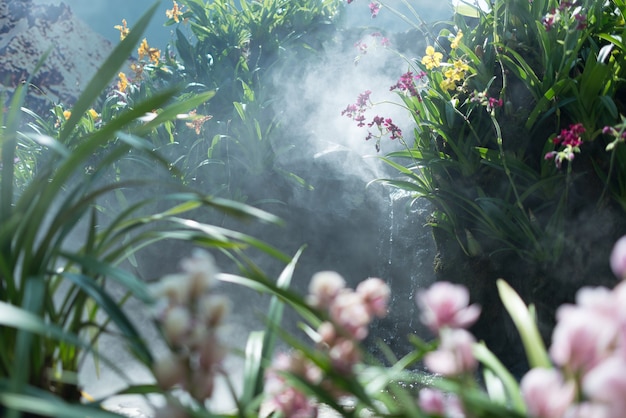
top-left (0, 0), bottom-right (113, 113)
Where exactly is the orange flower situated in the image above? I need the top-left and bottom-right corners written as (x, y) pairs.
top-left (166, 1), bottom-right (184, 23)
top-left (185, 110), bottom-right (212, 135)
top-left (130, 62), bottom-right (144, 80)
top-left (114, 19), bottom-right (130, 40)
top-left (63, 110), bottom-right (71, 120)
top-left (117, 72), bottom-right (128, 92)
top-left (138, 38), bottom-right (161, 64)
top-left (88, 109), bottom-right (99, 119)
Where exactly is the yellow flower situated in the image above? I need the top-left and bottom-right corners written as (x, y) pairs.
top-left (166, 1), bottom-right (184, 23)
top-left (138, 38), bottom-right (161, 64)
top-left (421, 46), bottom-right (443, 70)
top-left (117, 72), bottom-right (128, 92)
top-left (88, 109), bottom-right (99, 119)
top-left (114, 19), bottom-right (130, 41)
top-left (445, 68), bottom-right (463, 82)
top-left (450, 30), bottom-right (463, 49)
top-left (440, 78), bottom-right (457, 91)
top-left (63, 110), bottom-right (71, 120)
top-left (453, 59), bottom-right (470, 72)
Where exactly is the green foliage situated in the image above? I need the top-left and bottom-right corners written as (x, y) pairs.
top-left (372, 0), bottom-right (626, 265)
top-left (95, 0), bottom-right (344, 202)
top-left (0, 3), bottom-right (288, 416)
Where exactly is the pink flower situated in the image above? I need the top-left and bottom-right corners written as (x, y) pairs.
top-left (328, 338), bottom-right (361, 374)
top-left (356, 277), bottom-right (390, 317)
top-left (418, 388), bottom-right (447, 415)
top-left (550, 295), bottom-right (619, 374)
top-left (563, 402), bottom-right (611, 418)
top-left (416, 281), bottom-right (481, 333)
top-left (521, 368), bottom-right (575, 418)
top-left (270, 386), bottom-right (318, 418)
top-left (610, 235), bottom-right (626, 280)
top-left (307, 271), bottom-right (346, 309)
top-left (424, 328), bottom-right (477, 376)
top-left (265, 353), bottom-right (321, 418)
top-left (369, 2), bottom-right (380, 17)
top-left (329, 290), bottom-right (371, 340)
top-left (582, 356), bottom-right (626, 418)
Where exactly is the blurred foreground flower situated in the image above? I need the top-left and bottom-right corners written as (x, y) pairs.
top-left (150, 250), bottom-right (229, 413)
top-left (265, 273), bottom-right (390, 417)
top-left (416, 281), bottom-right (481, 334)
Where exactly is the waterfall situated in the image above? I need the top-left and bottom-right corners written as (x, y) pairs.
top-left (369, 187), bottom-right (437, 359)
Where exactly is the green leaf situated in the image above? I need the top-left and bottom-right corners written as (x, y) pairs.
top-left (497, 280), bottom-right (551, 369)
top-left (62, 273), bottom-right (153, 366)
top-left (473, 342), bottom-right (526, 413)
top-left (0, 392), bottom-right (123, 418)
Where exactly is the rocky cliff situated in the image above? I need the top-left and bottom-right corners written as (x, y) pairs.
top-left (0, 0), bottom-right (113, 113)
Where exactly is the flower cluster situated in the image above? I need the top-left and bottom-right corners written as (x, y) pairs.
top-left (150, 250), bottom-right (230, 409)
top-left (544, 122), bottom-right (585, 168)
top-left (369, 2), bottom-right (381, 18)
top-left (519, 236), bottom-right (626, 417)
top-left (450, 30), bottom-right (463, 49)
top-left (367, 115), bottom-right (403, 142)
top-left (419, 38), bottom-right (471, 92)
top-left (390, 71), bottom-right (426, 98)
top-left (138, 38), bottom-right (161, 65)
top-left (413, 237), bottom-right (626, 418)
top-left (413, 282), bottom-right (481, 415)
top-left (353, 32), bottom-right (390, 57)
top-left (416, 282), bottom-right (481, 375)
top-left (421, 45), bottom-right (443, 70)
top-left (264, 272), bottom-right (390, 417)
top-left (55, 107), bottom-right (100, 128)
top-left (113, 19), bottom-right (130, 41)
top-left (166, 1), bottom-right (186, 24)
top-left (470, 90), bottom-right (504, 113)
top-left (542, 1), bottom-right (587, 31)
top-left (341, 90), bottom-right (371, 127)
top-left (440, 59), bottom-right (471, 91)
top-left (602, 119), bottom-right (626, 151)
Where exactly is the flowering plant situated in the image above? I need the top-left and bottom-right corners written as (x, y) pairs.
top-left (0, 4), bottom-right (289, 417)
top-left (139, 235), bottom-right (626, 418)
top-left (341, 0), bottom-right (626, 362)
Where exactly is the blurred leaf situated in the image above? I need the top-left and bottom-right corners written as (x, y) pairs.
top-left (497, 280), bottom-right (550, 369)
top-left (62, 273), bottom-right (153, 366)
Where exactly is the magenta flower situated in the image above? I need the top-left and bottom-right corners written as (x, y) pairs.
top-left (545, 123), bottom-right (585, 168)
top-left (369, 2), bottom-right (380, 18)
top-left (424, 328), bottom-right (477, 376)
top-left (390, 71), bottom-right (423, 98)
top-left (521, 368), bottom-right (576, 418)
top-left (416, 281), bottom-right (481, 333)
top-left (553, 123), bottom-right (585, 147)
top-left (367, 116), bottom-right (403, 140)
top-left (610, 235), bottom-right (626, 280)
